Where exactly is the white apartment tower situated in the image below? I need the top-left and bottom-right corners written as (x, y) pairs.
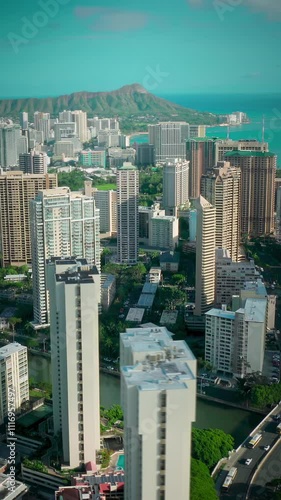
top-left (194, 196), bottom-right (216, 316)
top-left (47, 258), bottom-right (100, 468)
top-left (148, 122), bottom-right (189, 162)
top-left (92, 188), bottom-right (117, 236)
top-left (201, 161), bottom-right (241, 262)
top-left (71, 111), bottom-right (88, 143)
top-left (120, 325), bottom-right (196, 500)
top-left (0, 343), bottom-right (29, 425)
top-left (30, 188), bottom-right (100, 326)
top-left (117, 164), bottom-right (139, 264)
top-left (0, 125), bottom-right (21, 167)
top-left (34, 112), bottom-right (50, 142)
top-left (19, 150), bottom-right (48, 175)
top-left (163, 159), bottom-right (189, 215)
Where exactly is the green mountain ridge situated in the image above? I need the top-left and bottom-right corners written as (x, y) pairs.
top-left (0, 84), bottom-right (219, 126)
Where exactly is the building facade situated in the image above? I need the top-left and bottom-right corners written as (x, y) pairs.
top-left (117, 164), bottom-right (139, 264)
top-left (79, 149), bottom-right (106, 168)
top-left (0, 172), bottom-right (57, 267)
top-left (148, 122), bottom-right (189, 162)
top-left (201, 161), bottom-right (241, 261)
top-left (0, 343), bottom-right (29, 425)
top-left (19, 150), bottom-right (48, 175)
top-left (163, 159), bottom-right (189, 215)
top-left (225, 151), bottom-right (276, 237)
top-left (47, 258), bottom-right (100, 468)
top-left (30, 188), bottom-right (100, 326)
top-left (186, 138), bottom-right (216, 199)
top-left (0, 125), bottom-right (21, 167)
top-left (215, 139), bottom-right (268, 163)
top-left (120, 325), bottom-right (196, 500)
top-left (92, 189), bottom-right (117, 236)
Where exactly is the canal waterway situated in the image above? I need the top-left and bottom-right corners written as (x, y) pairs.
top-left (28, 353), bottom-right (262, 446)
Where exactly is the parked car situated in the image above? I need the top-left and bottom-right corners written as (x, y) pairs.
top-left (264, 445), bottom-right (270, 451)
top-left (245, 458), bottom-right (252, 466)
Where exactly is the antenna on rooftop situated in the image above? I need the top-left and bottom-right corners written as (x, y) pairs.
top-left (262, 115), bottom-right (265, 143)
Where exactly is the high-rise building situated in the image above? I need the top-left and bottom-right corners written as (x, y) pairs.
top-left (136, 143), bottom-right (155, 166)
top-left (148, 122), bottom-right (189, 162)
top-left (276, 186), bottom-right (281, 242)
top-left (163, 159), bottom-right (189, 215)
top-left (59, 110), bottom-right (73, 123)
top-left (34, 112), bottom-right (50, 142)
top-left (194, 196), bottom-right (216, 316)
top-left (215, 139), bottom-right (268, 163)
top-left (92, 189), bottom-right (117, 236)
top-left (186, 138), bottom-right (216, 199)
top-left (71, 111), bottom-right (88, 143)
top-left (117, 164), bottom-right (139, 264)
top-left (17, 134), bottom-right (29, 155)
top-left (54, 141), bottom-right (74, 158)
top-left (215, 248), bottom-right (261, 306)
top-left (120, 325), bottom-right (196, 500)
top-left (189, 125), bottom-right (206, 138)
top-left (0, 343), bottom-right (29, 425)
top-left (0, 171), bottom-right (57, 267)
top-left (30, 188), bottom-right (100, 326)
top-left (224, 151), bottom-right (276, 237)
top-left (47, 258), bottom-right (100, 468)
top-left (0, 124), bottom-right (21, 167)
top-left (205, 298), bottom-right (267, 378)
top-left (79, 149), bottom-right (106, 168)
top-left (201, 161), bottom-right (241, 262)
top-left (53, 122), bottom-right (76, 141)
top-left (139, 203), bottom-right (178, 249)
top-left (19, 150), bottom-right (48, 175)
top-left (20, 112), bottom-right (28, 130)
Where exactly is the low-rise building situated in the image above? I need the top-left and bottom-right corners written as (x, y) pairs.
top-left (79, 148), bottom-right (106, 168)
top-left (159, 251), bottom-right (180, 272)
top-left (0, 474), bottom-right (28, 499)
top-left (146, 267), bottom-right (162, 284)
top-left (55, 471), bottom-right (125, 499)
top-left (0, 307), bottom-right (17, 329)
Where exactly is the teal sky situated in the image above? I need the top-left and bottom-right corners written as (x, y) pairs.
top-left (1, 0), bottom-right (281, 97)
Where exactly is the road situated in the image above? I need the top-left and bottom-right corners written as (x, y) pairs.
top-left (248, 439), bottom-right (281, 498)
top-left (217, 404), bottom-right (281, 499)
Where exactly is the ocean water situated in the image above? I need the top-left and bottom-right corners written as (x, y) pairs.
top-left (131, 93), bottom-right (281, 166)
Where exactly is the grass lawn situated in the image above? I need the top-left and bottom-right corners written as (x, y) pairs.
top-left (95, 184), bottom-right (117, 191)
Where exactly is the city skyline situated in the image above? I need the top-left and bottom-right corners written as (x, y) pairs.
top-left (0, 0), bottom-right (281, 98)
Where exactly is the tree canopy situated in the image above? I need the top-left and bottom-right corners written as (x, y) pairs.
top-left (192, 428), bottom-right (234, 470)
top-left (190, 459), bottom-right (218, 500)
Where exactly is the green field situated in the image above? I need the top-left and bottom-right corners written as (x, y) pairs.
top-left (96, 184), bottom-right (117, 191)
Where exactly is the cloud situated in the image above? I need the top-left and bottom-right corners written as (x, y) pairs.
top-left (242, 71), bottom-right (262, 79)
top-left (186, 0), bottom-right (281, 20)
top-left (74, 6), bottom-right (149, 32)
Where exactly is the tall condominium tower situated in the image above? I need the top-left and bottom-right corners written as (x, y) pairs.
top-left (19, 150), bottom-right (48, 175)
top-left (53, 122), bottom-right (77, 141)
top-left (201, 161), bottom-right (241, 262)
top-left (148, 122), bottom-right (189, 162)
top-left (120, 325), bottom-right (196, 500)
top-left (194, 196), bottom-right (216, 316)
top-left (163, 159), bottom-right (189, 215)
top-left (224, 151), bottom-right (276, 237)
top-left (30, 188), bottom-right (100, 326)
top-left (34, 112), bottom-right (50, 142)
top-left (71, 111), bottom-right (88, 143)
top-left (0, 124), bottom-right (21, 167)
top-left (117, 164), bottom-right (139, 264)
top-left (20, 112), bottom-right (28, 130)
top-left (0, 171), bottom-right (57, 267)
top-left (59, 110), bottom-right (73, 122)
top-left (215, 139), bottom-right (268, 163)
top-left (92, 188), bottom-right (117, 236)
top-left (186, 138), bottom-right (216, 199)
top-left (0, 343), bottom-right (29, 425)
top-left (47, 258), bottom-right (100, 468)
top-left (136, 143), bottom-right (155, 167)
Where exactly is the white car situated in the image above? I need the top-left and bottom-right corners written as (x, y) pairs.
top-left (245, 458), bottom-right (252, 466)
top-left (264, 445), bottom-right (270, 451)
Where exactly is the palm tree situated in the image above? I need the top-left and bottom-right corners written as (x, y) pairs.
top-left (9, 317), bottom-right (22, 342)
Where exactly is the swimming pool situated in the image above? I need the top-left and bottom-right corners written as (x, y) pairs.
top-left (116, 454), bottom-right (125, 470)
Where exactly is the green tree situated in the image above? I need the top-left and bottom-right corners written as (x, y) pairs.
top-left (171, 274), bottom-right (186, 287)
top-left (57, 169), bottom-right (86, 191)
top-left (9, 317), bottom-right (22, 341)
top-left (192, 428), bottom-right (234, 470)
top-left (190, 459), bottom-right (218, 500)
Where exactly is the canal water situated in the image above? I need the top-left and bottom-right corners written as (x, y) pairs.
top-left (28, 353), bottom-right (262, 446)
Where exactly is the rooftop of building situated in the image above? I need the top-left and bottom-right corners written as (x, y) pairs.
top-left (101, 274), bottom-right (116, 287)
top-left (224, 150), bottom-right (276, 158)
top-left (237, 298), bottom-right (267, 323)
top-left (159, 251), bottom-right (180, 263)
top-left (195, 195), bottom-right (214, 209)
top-left (206, 308), bottom-right (236, 321)
top-left (187, 137), bottom-right (216, 142)
top-left (243, 279), bottom-right (267, 296)
top-left (137, 294), bottom-right (155, 308)
top-left (141, 283), bottom-right (158, 295)
top-left (0, 474), bottom-right (28, 498)
top-left (118, 163), bottom-right (137, 170)
top-left (0, 342), bottom-right (26, 359)
top-left (122, 358), bottom-right (195, 391)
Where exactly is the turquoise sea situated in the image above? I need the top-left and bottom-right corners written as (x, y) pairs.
top-left (130, 93), bottom-right (281, 167)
